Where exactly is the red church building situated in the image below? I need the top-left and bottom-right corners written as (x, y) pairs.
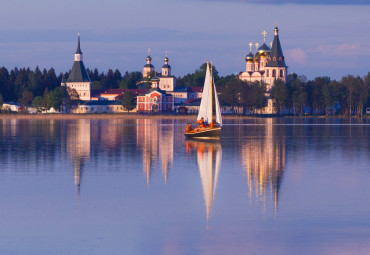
top-left (136, 77), bottom-right (174, 112)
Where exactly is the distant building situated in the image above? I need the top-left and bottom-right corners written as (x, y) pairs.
top-left (239, 27), bottom-right (287, 90)
top-left (239, 27), bottom-right (287, 113)
top-left (62, 34), bottom-right (92, 101)
top-left (136, 77), bottom-right (174, 112)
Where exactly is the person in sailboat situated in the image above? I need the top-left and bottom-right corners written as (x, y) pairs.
top-left (198, 117), bottom-right (206, 128)
top-left (186, 123), bottom-right (193, 133)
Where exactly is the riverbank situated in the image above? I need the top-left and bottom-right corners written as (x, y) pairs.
top-left (0, 113), bottom-right (368, 120)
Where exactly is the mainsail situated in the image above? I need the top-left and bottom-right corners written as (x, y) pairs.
top-left (197, 62), bottom-right (222, 126)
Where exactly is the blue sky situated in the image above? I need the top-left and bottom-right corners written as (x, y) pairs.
top-left (0, 0), bottom-right (369, 80)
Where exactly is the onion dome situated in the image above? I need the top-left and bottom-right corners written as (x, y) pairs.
top-left (151, 76), bottom-right (160, 81)
top-left (257, 43), bottom-right (271, 54)
top-left (164, 56), bottom-right (169, 62)
top-left (245, 52), bottom-right (254, 62)
top-left (146, 55), bottom-right (152, 61)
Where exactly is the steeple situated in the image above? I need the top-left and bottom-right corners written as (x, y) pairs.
top-left (266, 27), bottom-right (286, 68)
top-left (74, 33), bottom-right (83, 62)
top-left (68, 33), bottom-right (91, 83)
top-left (76, 33), bottom-right (82, 54)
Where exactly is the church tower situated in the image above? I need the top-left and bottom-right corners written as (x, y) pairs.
top-left (264, 27), bottom-right (287, 91)
top-left (143, 48), bottom-right (154, 78)
top-left (159, 51), bottom-right (176, 91)
top-left (64, 34), bottom-right (91, 101)
top-left (161, 51), bottom-right (171, 76)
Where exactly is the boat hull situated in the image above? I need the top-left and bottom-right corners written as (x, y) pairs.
top-left (184, 127), bottom-right (221, 139)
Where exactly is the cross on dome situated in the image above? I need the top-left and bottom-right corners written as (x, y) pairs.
top-left (262, 30), bottom-right (267, 42)
top-left (249, 42), bottom-right (253, 52)
top-left (255, 43), bottom-right (259, 50)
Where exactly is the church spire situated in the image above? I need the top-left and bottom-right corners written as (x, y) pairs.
top-left (76, 33), bottom-right (82, 54)
top-left (266, 26), bottom-right (286, 68)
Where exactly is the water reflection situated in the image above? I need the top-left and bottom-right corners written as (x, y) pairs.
top-left (136, 119), bottom-right (174, 186)
top-left (241, 119), bottom-right (286, 212)
top-left (186, 140), bottom-right (222, 223)
top-left (65, 119), bottom-right (91, 199)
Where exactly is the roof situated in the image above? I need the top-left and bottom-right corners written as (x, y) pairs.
top-left (189, 86), bottom-right (203, 93)
top-left (162, 64), bottom-right (171, 69)
top-left (100, 88), bottom-right (148, 96)
top-left (173, 87), bottom-right (188, 92)
top-left (266, 27), bottom-right (286, 68)
top-left (81, 100), bottom-right (122, 106)
top-left (184, 98), bottom-right (201, 106)
top-left (67, 61), bottom-right (91, 82)
top-left (144, 64), bottom-right (154, 68)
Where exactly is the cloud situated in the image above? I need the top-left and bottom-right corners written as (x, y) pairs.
top-left (198, 0), bottom-right (369, 4)
top-left (285, 48), bottom-right (307, 64)
top-left (307, 43), bottom-right (366, 56)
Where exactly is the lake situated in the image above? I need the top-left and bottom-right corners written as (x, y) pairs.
top-left (0, 117), bottom-right (369, 255)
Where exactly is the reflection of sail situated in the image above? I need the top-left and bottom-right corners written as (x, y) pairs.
top-left (137, 119), bottom-right (174, 186)
top-left (187, 140), bottom-right (222, 223)
top-left (242, 119), bottom-right (285, 212)
top-left (66, 119), bottom-right (91, 199)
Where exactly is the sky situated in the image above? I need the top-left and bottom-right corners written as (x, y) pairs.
top-left (0, 0), bottom-right (369, 80)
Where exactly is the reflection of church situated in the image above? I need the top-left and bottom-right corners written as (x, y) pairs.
top-left (65, 119), bottom-right (91, 198)
top-left (136, 119), bottom-right (174, 185)
top-left (242, 119), bottom-right (286, 211)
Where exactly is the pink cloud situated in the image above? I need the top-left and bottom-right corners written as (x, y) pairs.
top-left (285, 48), bottom-right (307, 64)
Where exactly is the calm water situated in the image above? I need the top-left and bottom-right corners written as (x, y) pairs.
top-left (0, 118), bottom-right (369, 255)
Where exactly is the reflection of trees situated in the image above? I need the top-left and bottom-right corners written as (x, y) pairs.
top-left (136, 119), bottom-right (174, 186)
top-left (241, 119), bottom-right (286, 212)
top-left (186, 140), bottom-right (222, 224)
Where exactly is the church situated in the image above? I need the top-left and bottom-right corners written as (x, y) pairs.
top-left (239, 26), bottom-right (287, 113)
top-left (137, 51), bottom-right (176, 112)
top-left (62, 34), bottom-right (92, 101)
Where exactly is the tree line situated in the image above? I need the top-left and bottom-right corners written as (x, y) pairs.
top-left (271, 73), bottom-right (370, 117)
top-left (0, 64), bottom-right (369, 116)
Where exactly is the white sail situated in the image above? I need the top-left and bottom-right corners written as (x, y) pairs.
top-left (197, 62), bottom-right (222, 126)
top-left (197, 63), bottom-right (213, 123)
top-left (213, 77), bottom-right (223, 126)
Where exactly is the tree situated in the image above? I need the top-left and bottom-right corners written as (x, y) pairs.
top-left (270, 79), bottom-right (289, 114)
top-left (19, 91), bottom-right (34, 107)
top-left (32, 96), bottom-right (44, 112)
top-left (122, 91), bottom-right (135, 113)
top-left (0, 94), bottom-right (3, 108)
top-left (49, 87), bottom-right (67, 112)
top-left (119, 71), bottom-right (142, 89)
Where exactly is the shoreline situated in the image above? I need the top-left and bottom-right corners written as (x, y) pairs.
top-left (0, 113), bottom-right (368, 120)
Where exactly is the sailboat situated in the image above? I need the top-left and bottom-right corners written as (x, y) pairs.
top-left (184, 61), bottom-right (222, 138)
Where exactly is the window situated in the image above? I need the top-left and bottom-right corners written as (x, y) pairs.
top-left (280, 70), bottom-right (283, 78)
top-left (272, 69), bottom-right (276, 77)
top-left (266, 70), bottom-right (269, 77)
top-left (279, 57), bottom-right (282, 61)
top-left (273, 57), bottom-right (276, 61)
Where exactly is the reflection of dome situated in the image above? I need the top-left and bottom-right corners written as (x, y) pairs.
top-left (146, 55), bottom-right (152, 61)
top-left (258, 43), bottom-right (271, 54)
top-left (245, 52), bottom-right (254, 62)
